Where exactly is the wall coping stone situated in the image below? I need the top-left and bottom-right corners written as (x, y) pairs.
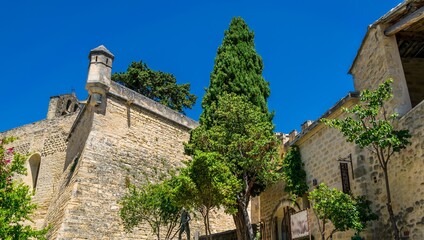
top-left (109, 81), bottom-right (199, 130)
top-left (288, 91), bottom-right (359, 146)
top-left (0, 112), bottom-right (78, 136)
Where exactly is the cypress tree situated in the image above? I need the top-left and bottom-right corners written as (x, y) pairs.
top-left (201, 17), bottom-right (271, 125)
top-left (186, 17), bottom-right (280, 240)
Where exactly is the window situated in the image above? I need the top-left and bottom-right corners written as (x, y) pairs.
top-left (73, 103), bottom-right (79, 112)
top-left (66, 99), bottom-right (72, 112)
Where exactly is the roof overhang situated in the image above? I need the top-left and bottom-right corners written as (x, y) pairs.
top-left (349, 0), bottom-right (424, 74)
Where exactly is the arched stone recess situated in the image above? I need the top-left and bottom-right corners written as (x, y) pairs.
top-left (268, 199), bottom-right (301, 240)
top-left (23, 153), bottom-right (42, 192)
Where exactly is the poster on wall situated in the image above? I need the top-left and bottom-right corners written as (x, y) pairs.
top-left (290, 210), bottom-right (309, 239)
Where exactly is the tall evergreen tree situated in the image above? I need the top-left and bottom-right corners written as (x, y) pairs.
top-left (200, 17), bottom-right (271, 125)
top-left (186, 17), bottom-right (280, 240)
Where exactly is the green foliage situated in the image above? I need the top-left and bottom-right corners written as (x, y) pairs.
top-left (119, 179), bottom-right (181, 240)
top-left (186, 93), bottom-right (280, 239)
top-left (353, 195), bottom-right (378, 229)
top-left (309, 183), bottom-right (363, 240)
top-left (186, 93), bottom-right (280, 202)
top-left (0, 137), bottom-right (47, 240)
top-left (112, 61), bottom-right (197, 113)
top-left (186, 151), bottom-right (239, 209)
top-left (186, 17), bottom-right (279, 239)
top-left (322, 79), bottom-right (411, 157)
top-left (171, 152), bottom-right (240, 237)
top-left (201, 17), bottom-right (271, 126)
top-left (282, 146), bottom-right (308, 200)
top-left (322, 79), bottom-right (411, 240)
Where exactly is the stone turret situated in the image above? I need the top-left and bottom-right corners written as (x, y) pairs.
top-left (85, 45), bottom-right (114, 107)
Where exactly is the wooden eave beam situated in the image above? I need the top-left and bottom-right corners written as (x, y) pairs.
top-left (396, 31), bottom-right (424, 41)
top-left (385, 5), bottom-right (424, 36)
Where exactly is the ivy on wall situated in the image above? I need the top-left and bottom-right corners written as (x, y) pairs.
top-left (282, 145), bottom-right (308, 200)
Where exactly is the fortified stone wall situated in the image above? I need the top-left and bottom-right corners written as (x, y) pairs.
top-left (2, 45), bottom-right (235, 239)
top-left (49, 87), bottom-right (234, 239)
top-left (42, 46), bottom-right (235, 239)
top-left (0, 110), bottom-right (78, 229)
top-left (43, 102), bottom-right (94, 239)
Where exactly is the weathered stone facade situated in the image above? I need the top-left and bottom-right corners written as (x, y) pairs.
top-left (256, 1), bottom-right (424, 239)
top-left (2, 1), bottom-right (423, 240)
top-left (1, 45), bottom-right (234, 239)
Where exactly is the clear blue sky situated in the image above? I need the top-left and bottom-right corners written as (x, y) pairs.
top-left (0, 0), bottom-right (403, 134)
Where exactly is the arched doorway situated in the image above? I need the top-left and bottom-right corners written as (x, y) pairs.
top-left (271, 200), bottom-right (299, 240)
top-left (281, 207), bottom-right (295, 240)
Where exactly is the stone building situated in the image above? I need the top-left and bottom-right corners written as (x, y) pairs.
top-left (0, 45), bottom-right (234, 239)
top-left (254, 0), bottom-right (424, 239)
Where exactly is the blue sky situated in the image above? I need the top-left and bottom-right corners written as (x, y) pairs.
top-left (0, 0), bottom-right (403, 134)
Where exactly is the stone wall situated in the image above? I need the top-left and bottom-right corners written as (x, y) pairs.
top-left (258, 96), bottom-right (424, 239)
top-left (0, 111), bottom-right (78, 229)
top-left (1, 45), bottom-right (235, 239)
top-left (47, 84), bottom-right (235, 239)
top-left (349, 10), bottom-right (424, 239)
top-left (350, 25), bottom-right (412, 117)
top-left (47, 94), bottom-right (80, 119)
top-left (257, 101), bottom-right (365, 240)
top-left (385, 100), bottom-right (424, 239)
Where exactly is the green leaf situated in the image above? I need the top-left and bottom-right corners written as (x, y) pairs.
top-left (112, 61), bottom-right (197, 113)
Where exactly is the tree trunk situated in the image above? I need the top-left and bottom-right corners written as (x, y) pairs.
top-left (156, 225), bottom-right (161, 240)
top-left (382, 167), bottom-right (400, 240)
top-left (202, 207), bottom-right (212, 240)
top-left (233, 200), bottom-right (254, 240)
top-left (207, 208), bottom-right (212, 239)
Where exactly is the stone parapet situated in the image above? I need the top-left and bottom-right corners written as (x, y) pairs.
top-left (109, 81), bottom-right (199, 130)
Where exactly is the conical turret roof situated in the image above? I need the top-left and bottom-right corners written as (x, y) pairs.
top-left (88, 45), bottom-right (114, 59)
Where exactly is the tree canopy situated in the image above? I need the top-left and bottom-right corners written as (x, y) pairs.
top-left (186, 17), bottom-right (280, 240)
top-left (186, 93), bottom-right (280, 240)
top-left (119, 179), bottom-right (181, 240)
top-left (309, 183), bottom-right (363, 240)
top-left (309, 184), bottom-right (377, 240)
top-left (322, 79), bottom-right (411, 240)
top-left (112, 61), bottom-right (197, 113)
top-left (173, 151), bottom-right (239, 238)
top-left (200, 17), bottom-right (271, 126)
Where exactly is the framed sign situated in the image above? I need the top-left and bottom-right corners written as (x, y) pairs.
top-left (290, 210), bottom-right (309, 239)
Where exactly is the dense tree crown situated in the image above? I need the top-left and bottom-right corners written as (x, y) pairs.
top-left (186, 17), bottom-right (280, 240)
top-left (119, 179), bottom-right (181, 240)
top-left (309, 183), bottom-right (377, 240)
top-left (201, 17), bottom-right (270, 125)
top-left (112, 61), bottom-right (197, 113)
